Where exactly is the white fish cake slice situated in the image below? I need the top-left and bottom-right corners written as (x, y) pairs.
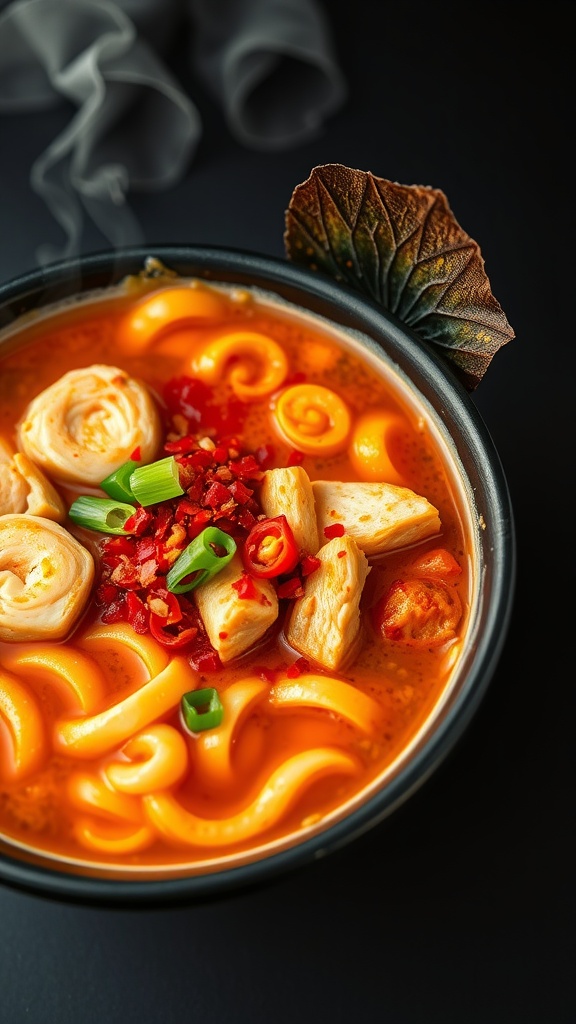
top-left (259, 466), bottom-right (319, 555)
top-left (312, 480), bottom-right (441, 557)
top-left (285, 535), bottom-right (370, 672)
top-left (193, 554), bottom-right (278, 663)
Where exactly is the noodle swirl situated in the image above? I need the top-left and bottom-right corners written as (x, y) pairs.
top-left (0, 515), bottom-right (94, 643)
top-left (0, 667), bottom-right (45, 780)
top-left (192, 331), bottom-right (288, 399)
top-left (17, 364), bottom-right (161, 485)
top-left (105, 725), bottom-right (188, 794)
top-left (144, 747), bottom-right (359, 848)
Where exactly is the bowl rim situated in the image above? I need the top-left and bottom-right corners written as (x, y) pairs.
top-left (0, 244), bottom-right (516, 906)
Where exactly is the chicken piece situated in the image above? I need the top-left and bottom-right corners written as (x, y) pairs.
top-left (17, 364), bottom-right (162, 485)
top-left (373, 577), bottom-right (463, 649)
top-left (193, 554), bottom-right (278, 663)
top-left (312, 480), bottom-right (441, 557)
top-left (259, 466), bottom-right (319, 555)
top-left (0, 440), bottom-right (65, 520)
top-left (285, 535), bottom-right (370, 672)
top-left (0, 514), bottom-right (94, 642)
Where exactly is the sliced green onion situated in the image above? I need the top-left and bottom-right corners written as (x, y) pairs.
top-left (166, 527), bottom-right (237, 594)
top-left (68, 496), bottom-right (136, 534)
top-left (129, 456), bottom-right (184, 506)
top-left (100, 460), bottom-right (139, 502)
top-left (181, 688), bottom-right (224, 733)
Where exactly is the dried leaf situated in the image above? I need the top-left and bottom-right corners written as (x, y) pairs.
top-left (284, 163), bottom-right (515, 390)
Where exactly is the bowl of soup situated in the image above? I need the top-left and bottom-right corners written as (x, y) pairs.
top-left (0, 245), bottom-right (515, 905)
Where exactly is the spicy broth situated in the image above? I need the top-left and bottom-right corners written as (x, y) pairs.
top-left (0, 276), bottom-right (472, 874)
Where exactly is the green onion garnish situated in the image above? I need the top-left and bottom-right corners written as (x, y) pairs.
top-left (68, 496), bottom-right (136, 534)
top-left (181, 688), bottom-right (224, 733)
top-left (129, 456), bottom-right (184, 506)
top-left (100, 460), bottom-right (139, 502)
top-left (166, 527), bottom-right (237, 594)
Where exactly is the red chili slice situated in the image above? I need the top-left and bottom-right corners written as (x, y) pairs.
top-left (242, 515), bottom-right (299, 579)
top-left (149, 614), bottom-right (198, 648)
top-left (146, 588), bottom-right (182, 624)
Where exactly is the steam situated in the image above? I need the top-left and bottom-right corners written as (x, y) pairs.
top-left (0, 0), bottom-right (347, 266)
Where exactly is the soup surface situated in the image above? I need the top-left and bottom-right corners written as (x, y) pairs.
top-left (0, 272), bottom-right (471, 875)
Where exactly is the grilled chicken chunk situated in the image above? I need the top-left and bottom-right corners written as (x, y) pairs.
top-left (194, 554), bottom-right (278, 663)
top-left (312, 480), bottom-right (441, 557)
top-left (285, 535), bottom-right (370, 671)
top-left (259, 466), bottom-right (319, 555)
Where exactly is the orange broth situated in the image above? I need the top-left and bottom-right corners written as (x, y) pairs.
top-left (0, 276), bottom-right (472, 875)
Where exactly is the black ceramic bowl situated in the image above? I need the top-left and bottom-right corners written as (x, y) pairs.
top-left (0, 245), bottom-right (515, 905)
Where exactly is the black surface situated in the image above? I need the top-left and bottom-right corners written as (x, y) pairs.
top-left (0, 4), bottom-right (574, 1022)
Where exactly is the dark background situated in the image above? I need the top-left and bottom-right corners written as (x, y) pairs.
top-left (0, 4), bottom-right (574, 1022)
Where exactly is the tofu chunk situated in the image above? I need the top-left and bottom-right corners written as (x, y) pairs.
top-left (312, 480), bottom-right (441, 557)
top-left (259, 466), bottom-right (319, 555)
top-left (193, 554), bottom-right (278, 663)
top-left (285, 535), bottom-right (370, 672)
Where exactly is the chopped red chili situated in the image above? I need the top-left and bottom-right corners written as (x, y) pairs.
top-left (101, 535), bottom-right (136, 558)
top-left (228, 479), bottom-right (253, 504)
top-left (188, 647), bottom-right (222, 673)
top-left (126, 591), bottom-right (149, 634)
top-left (231, 572), bottom-right (260, 600)
top-left (130, 446), bottom-right (141, 461)
top-left (94, 388), bottom-right (283, 655)
top-left (300, 554), bottom-right (321, 577)
top-left (101, 596), bottom-right (128, 624)
top-left (202, 480), bottom-right (231, 509)
top-left (123, 506), bottom-right (154, 535)
top-left (286, 450), bottom-right (304, 467)
top-left (276, 577), bottom-right (304, 600)
top-left (286, 657), bottom-right (310, 678)
top-left (324, 523), bottom-right (345, 539)
top-left (255, 443), bottom-right (275, 467)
